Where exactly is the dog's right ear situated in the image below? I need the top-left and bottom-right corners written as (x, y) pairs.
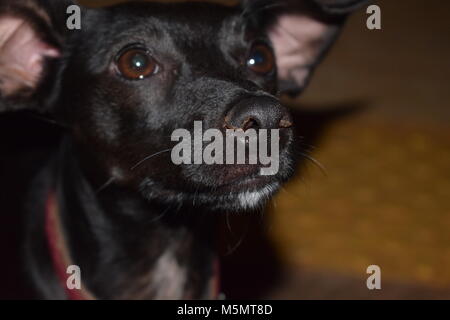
top-left (247, 0), bottom-right (370, 96)
top-left (0, 0), bottom-right (77, 113)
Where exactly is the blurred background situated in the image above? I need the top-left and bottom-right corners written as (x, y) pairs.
top-left (1, 0), bottom-right (449, 299)
top-left (234, 0), bottom-right (450, 299)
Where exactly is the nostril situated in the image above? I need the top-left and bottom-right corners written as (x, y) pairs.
top-left (224, 116), bottom-right (258, 131)
top-left (242, 117), bottom-right (258, 131)
top-left (223, 116), bottom-right (237, 130)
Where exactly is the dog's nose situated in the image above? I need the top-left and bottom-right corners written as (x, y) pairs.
top-left (224, 96), bottom-right (293, 130)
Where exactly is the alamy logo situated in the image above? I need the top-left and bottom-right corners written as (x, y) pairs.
top-left (66, 5), bottom-right (81, 30)
top-left (366, 265), bottom-right (382, 290)
top-left (66, 265), bottom-right (81, 290)
top-left (171, 121), bottom-right (280, 176)
top-left (366, 5), bottom-right (382, 30)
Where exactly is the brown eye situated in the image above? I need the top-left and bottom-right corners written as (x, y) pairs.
top-left (246, 44), bottom-right (275, 74)
top-left (116, 48), bottom-right (158, 80)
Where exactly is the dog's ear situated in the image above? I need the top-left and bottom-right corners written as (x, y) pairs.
top-left (258, 0), bottom-right (369, 95)
top-left (0, 0), bottom-right (77, 112)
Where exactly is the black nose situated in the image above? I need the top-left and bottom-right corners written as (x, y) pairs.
top-left (224, 96), bottom-right (293, 130)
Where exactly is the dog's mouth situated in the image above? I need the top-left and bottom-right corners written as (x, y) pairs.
top-left (139, 159), bottom-right (293, 212)
top-left (164, 178), bottom-right (282, 212)
top-left (212, 166), bottom-right (276, 192)
top-left (137, 128), bottom-right (296, 211)
top-left (211, 174), bottom-right (282, 211)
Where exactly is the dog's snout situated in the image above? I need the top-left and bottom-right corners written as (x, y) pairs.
top-left (224, 96), bottom-right (292, 130)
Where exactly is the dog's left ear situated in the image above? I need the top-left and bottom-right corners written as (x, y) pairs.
top-left (0, 0), bottom-right (77, 112)
top-left (247, 0), bottom-right (370, 95)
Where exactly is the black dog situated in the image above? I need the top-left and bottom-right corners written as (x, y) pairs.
top-left (0, 0), bottom-right (362, 299)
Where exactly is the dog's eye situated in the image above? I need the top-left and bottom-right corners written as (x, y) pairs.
top-left (116, 48), bottom-right (158, 80)
top-left (246, 44), bottom-right (275, 75)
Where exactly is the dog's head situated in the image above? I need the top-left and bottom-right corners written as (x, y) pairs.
top-left (0, 0), bottom-right (344, 211)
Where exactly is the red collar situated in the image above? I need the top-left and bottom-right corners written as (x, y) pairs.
top-left (45, 191), bottom-right (94, 300)
top-left (45, 191), bottom-right (220, 300)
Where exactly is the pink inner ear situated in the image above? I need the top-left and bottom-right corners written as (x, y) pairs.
top-left (269, 14), bottom-right (336, 88)
top-left (0, 16), bottom-right (60, 96)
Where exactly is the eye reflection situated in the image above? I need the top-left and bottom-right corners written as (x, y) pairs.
top-left (246, 44), bottom-right (275, 75)
top-left (116, 47), bottom-right (158, 80)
